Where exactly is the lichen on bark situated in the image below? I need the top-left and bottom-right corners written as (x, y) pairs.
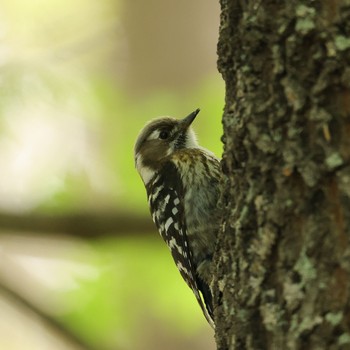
top-left (214, 1), bottom-right (350, 349)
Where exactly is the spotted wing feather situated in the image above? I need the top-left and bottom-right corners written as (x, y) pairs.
top-left (146, 162), bottom-right (214, 327)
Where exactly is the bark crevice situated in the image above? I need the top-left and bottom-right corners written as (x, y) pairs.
top-left (214, 1), bottom-right (350, 349)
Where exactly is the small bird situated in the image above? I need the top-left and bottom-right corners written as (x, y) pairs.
top-left (134, 109), bottom-right (221, 327)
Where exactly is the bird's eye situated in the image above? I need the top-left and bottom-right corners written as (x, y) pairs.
top-left (159, 130), bottom-right (169, 140)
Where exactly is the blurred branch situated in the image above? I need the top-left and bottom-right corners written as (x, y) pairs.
top-left (0, 212), bottom-right (154, 237)
top-left (0, 282), bottom-right (95, 350)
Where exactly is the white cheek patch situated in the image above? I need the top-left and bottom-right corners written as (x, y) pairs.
top-left (140, 166), bottom-right (156, 185)
top-left (136, 154), bottom-right (156, 185)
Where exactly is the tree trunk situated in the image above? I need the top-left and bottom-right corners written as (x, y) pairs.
top-left (214, 1), bottom-right (350, 349)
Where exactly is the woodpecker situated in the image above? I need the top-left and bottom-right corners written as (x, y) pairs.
top-left (134, 109), bottom-right (220, 327)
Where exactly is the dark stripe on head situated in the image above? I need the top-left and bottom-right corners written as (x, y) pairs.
top-left (134, 118), bottom-right (178, 156)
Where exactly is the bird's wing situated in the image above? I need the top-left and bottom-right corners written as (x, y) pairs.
top-left (147, 161), bottom-right (214, 327)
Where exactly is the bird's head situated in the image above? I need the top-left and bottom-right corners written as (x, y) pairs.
top-left (134, 109), bottom-right (200, 184)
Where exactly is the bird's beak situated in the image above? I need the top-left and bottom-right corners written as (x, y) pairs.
top-left (179, 108), bottom-right (200, 130)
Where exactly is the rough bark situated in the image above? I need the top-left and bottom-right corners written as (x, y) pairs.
top-left (214, 1), bottom-right (350, 349)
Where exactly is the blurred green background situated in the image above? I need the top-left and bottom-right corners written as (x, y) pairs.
top-left (0, 1), bottom-right (224, 349)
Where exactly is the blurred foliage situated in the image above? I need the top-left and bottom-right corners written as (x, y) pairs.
top-left (0, 0), bottom-right (222, 349)
top-left (58, 236), bottom-right (210, 349)
top-left (0, 69), bottom-right (223, 213)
